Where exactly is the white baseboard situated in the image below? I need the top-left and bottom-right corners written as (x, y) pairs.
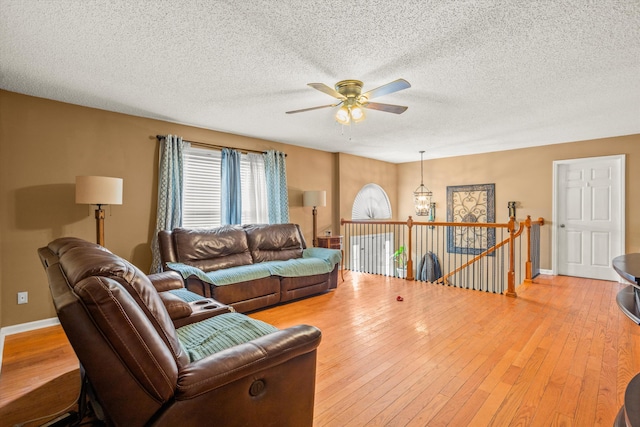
top-left (535, 270), bottom-right (624, 283)
top-left (0, 317), bottom-right (60, 375)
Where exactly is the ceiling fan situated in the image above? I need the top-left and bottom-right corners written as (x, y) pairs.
top-left (286, 78), bottom-right (411, 124)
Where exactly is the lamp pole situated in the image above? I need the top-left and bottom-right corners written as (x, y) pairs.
top-left (95, 204), bottom-right (105, 246)
top-left (303, 190), bottom-right (326, 247)
top-left (312, 205), bottom-right (318, 247)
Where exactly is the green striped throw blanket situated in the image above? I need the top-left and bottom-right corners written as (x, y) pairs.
top-left (176, 312), bottom-right (279, 362)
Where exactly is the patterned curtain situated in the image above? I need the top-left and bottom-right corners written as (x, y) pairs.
top-left (150, 135), bottom-right (184, 273)
top-left (221, 148), bottom-right (242, 224)
top-left (264, 150), bottom-right (289, 224)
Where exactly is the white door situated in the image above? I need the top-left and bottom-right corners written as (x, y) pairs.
top-left (554, 155), bottom-right (625, 281)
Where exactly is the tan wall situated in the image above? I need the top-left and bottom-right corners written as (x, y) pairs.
top-left (0, 90), bottom-right (335, 327)
top-left (397, 135), bottom-right (640, 269)
top-left (285, 144), bottom-right (335, 242)
top-left (337, 153), bottom-right (398, 222)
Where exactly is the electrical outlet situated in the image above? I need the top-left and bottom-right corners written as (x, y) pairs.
top-left (17, 291), bottom-right (28, 304)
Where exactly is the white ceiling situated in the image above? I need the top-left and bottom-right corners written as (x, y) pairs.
top-left (1, 1), bottom-right (639, 163)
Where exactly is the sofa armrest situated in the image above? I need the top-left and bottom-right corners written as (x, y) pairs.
top-left (176, 324), bottom-right (321, 398)
top-left (148, 271), bottom-right (184, 292)
top-left (303, 247), bottom-right (342, 266)
top-left (158, 229), bottom-right (178, 269)
top-left (159, 291), bottom-right (193, 321)
top-left (172, 299), bottom-right (234, 328)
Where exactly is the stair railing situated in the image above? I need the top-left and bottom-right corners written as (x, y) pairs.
top-left (341, 216), bottom-right (544, 297)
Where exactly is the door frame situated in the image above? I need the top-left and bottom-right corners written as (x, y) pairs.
top-left (552, 154), bottom-right (626, 279)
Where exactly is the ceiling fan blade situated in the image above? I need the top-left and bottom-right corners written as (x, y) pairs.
top-left (362, 102), bottom-right (408, 114)
top-left (361, 78), bottom-right (411, 100)
top-left (308, 83), bottom-right (347, 100)
top-left (285, 103), bottom-right (340, 114)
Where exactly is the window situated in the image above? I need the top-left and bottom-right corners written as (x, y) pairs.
top-left (241, 153), bottom-right (269, 224)
top-left (182, 145), bottom-right (268, 228)
top-left (182, 146), bottom-right (221, 228)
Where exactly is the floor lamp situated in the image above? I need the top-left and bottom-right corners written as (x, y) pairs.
top-left (303, 190), bottom-right (326, 247)
top-left (76, 176), bottom-right (123, 246)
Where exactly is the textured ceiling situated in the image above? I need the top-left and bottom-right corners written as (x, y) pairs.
top-left (1, 1), bottom-right (639, 163)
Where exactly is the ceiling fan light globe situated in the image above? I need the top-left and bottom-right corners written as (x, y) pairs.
top-left (351, 105), bottom-right (365, 122)
top-left (335, 106), bottom-right (350, 124)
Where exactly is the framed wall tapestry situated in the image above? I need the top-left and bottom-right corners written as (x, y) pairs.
top-left (447, 183), bottom-right (495, 254)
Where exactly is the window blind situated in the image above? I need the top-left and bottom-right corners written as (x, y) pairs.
top-left (182, 146), bottom-right (222, 228)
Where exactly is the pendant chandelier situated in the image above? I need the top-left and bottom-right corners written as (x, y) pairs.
top-left (413, 150), bottom-right (433, 218)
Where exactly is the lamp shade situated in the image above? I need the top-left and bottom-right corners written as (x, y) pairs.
top-left (76, 176), bottom-right (123, 205)
top-left (303, 190), bottom-right (326, 208)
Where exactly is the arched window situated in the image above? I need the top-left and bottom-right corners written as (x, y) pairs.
top-left (351, 183), bottom-right (392, 220)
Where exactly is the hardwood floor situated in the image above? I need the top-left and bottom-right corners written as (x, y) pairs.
top-left (2, 273), bottom-right (639, 426)
top-left (0, 325), bottom-right (79, 426)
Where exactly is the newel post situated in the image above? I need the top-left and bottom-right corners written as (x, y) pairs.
top-left (524, 215), bottom-right (533, 284)
top-left (406, 216), bottom-right (415, 281)
top-left (505, 216), bottom-right (518, 297)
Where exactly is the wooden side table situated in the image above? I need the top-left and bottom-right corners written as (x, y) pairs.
top-left (317, 235), bottom-right (344, 281)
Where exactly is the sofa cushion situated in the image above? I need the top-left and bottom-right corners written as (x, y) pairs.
top-left (265, 258), bottom-right (336, 277)
top-left (173, 226), bottom-right (253, 271)
top-left (168, 262), bottom-right (273, 286)
top-left (176, 312), bottom-right (279, 362)
top-left (244, 224), bottom-right (304, 262)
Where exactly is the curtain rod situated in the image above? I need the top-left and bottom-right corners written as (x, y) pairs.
top-left (155, 135), bottom-right (285, 156)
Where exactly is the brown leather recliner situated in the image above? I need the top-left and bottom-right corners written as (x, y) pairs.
top-left (38, 237), bottom-right (321, 426)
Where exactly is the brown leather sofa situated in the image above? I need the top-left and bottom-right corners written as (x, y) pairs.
top-left (158, 223), bottom-right (341, 312)
top-left (38, 237), bottom-right (321, 426)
